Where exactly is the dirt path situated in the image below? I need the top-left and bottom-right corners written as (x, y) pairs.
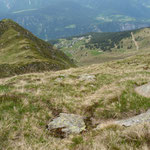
top-left (131, 32), bottom-right (139, 50)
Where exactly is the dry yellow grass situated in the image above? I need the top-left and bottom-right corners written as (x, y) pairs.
top-left (1, 48), bottom-right (150, 149)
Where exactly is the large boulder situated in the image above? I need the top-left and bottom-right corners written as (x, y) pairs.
top-left (135, 83), bottom-right (150, 98)
top-left (47, 113), bottom-right (86, 137)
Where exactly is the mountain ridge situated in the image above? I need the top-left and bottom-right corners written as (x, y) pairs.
top-left (0, 19), bottom-right (75, 78)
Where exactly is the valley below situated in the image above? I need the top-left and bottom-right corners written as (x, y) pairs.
top-left (52, 27), bottom-right (150, 66)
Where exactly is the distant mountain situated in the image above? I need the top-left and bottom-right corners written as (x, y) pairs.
top-left (0, 1), bottom-right (96, 40)
top-left (0, 0), bottom-right (50, 12)
top-left (0, 19), bottom-right (75, 78)
top-left (75, 0), bottom-right (150, 18)
top-left (0, 0), bottom-right (150, 39)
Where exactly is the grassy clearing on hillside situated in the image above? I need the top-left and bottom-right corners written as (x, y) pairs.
top-left (60, 41), bottom-right (139, 66)
top-left (1, 49), bottom-right (150, 149)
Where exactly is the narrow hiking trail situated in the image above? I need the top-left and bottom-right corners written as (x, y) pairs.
top-left (131, 32), bottom-right (139, 50)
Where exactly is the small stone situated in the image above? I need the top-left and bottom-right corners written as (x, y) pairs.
top-left (135, 83), bottom-right (150, 98)
top-left (47, 113), bottom-right (86, 136)
top-left (79, 74), bottom-right (95, 81)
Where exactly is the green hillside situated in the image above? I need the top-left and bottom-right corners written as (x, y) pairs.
top-left (0, 19), bottom-right (75, 78)
top-left (84, 28), bottom-right (150, 50)
top-left (52, 27), bottom-right (150, 65)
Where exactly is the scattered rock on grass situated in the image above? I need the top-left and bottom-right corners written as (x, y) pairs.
top-left (79, 74), bottom-right (95, 81)
top-left (47, 113), bottom-right (86, 137)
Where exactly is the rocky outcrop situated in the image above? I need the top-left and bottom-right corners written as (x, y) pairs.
top-left (47, 113), bottom-right (86, 137)
top-left (135, 83), bottom-right (150, 98)
top-left (115, 109), bottom-right (150, 127)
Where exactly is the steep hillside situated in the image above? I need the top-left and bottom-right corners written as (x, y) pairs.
top-left (52, 27), bottom-right (150, 65)
top-left (1, 47), bottom-right (150, 149)
top-left (0, 19), bottom-right (75, 78)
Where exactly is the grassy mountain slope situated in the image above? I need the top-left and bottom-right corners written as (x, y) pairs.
top-left (52, 27), bottom-right (150, 65)
top-left (0, 19), bottom-right (75, 78)
top-left (1, 47), bottom-right (150, 149)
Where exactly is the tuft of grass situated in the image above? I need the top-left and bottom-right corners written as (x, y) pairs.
top-left (70, 136), bottom-right (84, 149)
top-left (0, 85), bottom-right (10, 92)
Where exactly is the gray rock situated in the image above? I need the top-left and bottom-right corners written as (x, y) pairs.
top-left (79, 74), bottom-right (95, 81)
top-left (115, 109), bottom-right (150, 127)
top-left (47, 113), bottom-right (86, 135)
top-left (135, 83), bottom-right (150, 98)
